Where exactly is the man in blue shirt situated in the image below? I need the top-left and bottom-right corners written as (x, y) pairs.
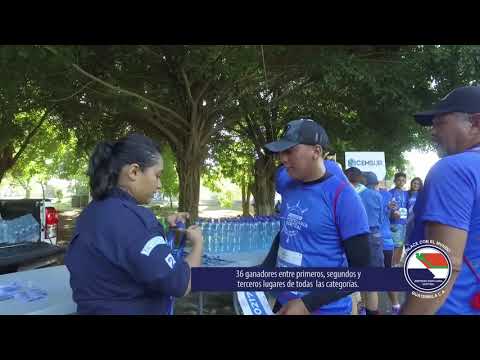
top-left (402, 86), bottom-right (480, 315)
top-left (344, 168), bottom-right (383, 315)
top-left (364, 171), bottom-right (401, 314)
top-left (389, 172), bottom-right (409, 267)
top-left (262, 118), bottom-right (371, 315)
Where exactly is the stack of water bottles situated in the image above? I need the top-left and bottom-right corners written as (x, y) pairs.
top-left (195, 216), bottom-right (281, 254)
top-left (0, 214), bottom-right (40, 245)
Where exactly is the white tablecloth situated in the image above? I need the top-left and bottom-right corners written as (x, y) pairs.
top-left (0, 265), bottom-right (76, 315)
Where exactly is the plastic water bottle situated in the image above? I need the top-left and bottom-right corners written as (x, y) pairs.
top-left (261, 218), bottom-right (268, 248)
top-left (201, 222), bottom-right (209, 252)
top-left (11, 219), bottom-right (20, 243)
top-left (5, 220), bottom-right (12, 244)
top-left (211, 219), bottom-right (217, 253)
top-left (206, 220), bottom-right (213, 253)
top-left (12, 217), bottom-right (21, 243)
top-left (0, 220), bottom-right (7, 244)
top-left (27, 214), bottom-right (39, 242)
top-left (234, 219), bottom-right (239, 249)
top-left (250, 219), bottom-right (256, 250)
top-left (211, 220), bottom-right (216, 251)
top-left (225, 221), bottom-right (232, 252)
top-left (238, 220), bottom-right (244, 251)
top-left (249, 219), bottom-right (254, 250)
top-left (242, 219), bottom-right (248, 250)
top-left (229, 220), bottom-right (234, 251)
top-left (223, 221), bottom-right (229, 252)
top-left (219, 222), bottom-right (225, 253)
top-left (255, 218), bottom-right (262, 249)
top-left (207, 219), bottom-right (215, 252)
top-left (21, 214), bottom-right (39, 242)
top-left (244, 219), bottom-right (250, 250)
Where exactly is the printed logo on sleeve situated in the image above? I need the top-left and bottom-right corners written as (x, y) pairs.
top-left (404, 242), bottom-right (452, 299)
top-left (165, 253), bottom-right (176, 269)
top-left (140, 236), bottom-right (167, 256)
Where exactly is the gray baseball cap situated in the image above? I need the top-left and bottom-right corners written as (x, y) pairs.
top-left (264, 118), bottom-right (330, 153)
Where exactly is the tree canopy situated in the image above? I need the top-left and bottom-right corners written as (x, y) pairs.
top-left (3, 45), bottom-right (480, 216)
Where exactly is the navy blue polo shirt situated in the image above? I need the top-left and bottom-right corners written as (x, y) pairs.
top-left (65, 188), bottom-right (190, 315)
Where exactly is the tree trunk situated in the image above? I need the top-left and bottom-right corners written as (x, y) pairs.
top-left (241, 177), bottom-right (250, 216)
top-left (246, 182), bottom-right (252, 216)
top-left (0, 145), bottom-right (15, 186)
top-left (176, 154), bottom-right (202, 221)
top-left (169, 195), bottom-right (173, 209)
top-left (252, 155), bottom-right (276, 215)
top-left (25, 187), bottom-right (31, 199)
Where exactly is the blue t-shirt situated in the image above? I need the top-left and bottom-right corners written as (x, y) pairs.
top-left (379, 189), bottom-right (394, 250)
top-left (325, 160), bottom-right (349, 183)
top-left (389, 188), bottom-right (409, 225)
top-left (275, 166), bottom-right (369, 314)
top-left (65, 188), bottom-right (190, 315)
top-left (407, 191), bottom-right (419, 213)
top-left (407, 151), bottom-right (480, 315)
top-left (357, 186), bottom-right (383, 230)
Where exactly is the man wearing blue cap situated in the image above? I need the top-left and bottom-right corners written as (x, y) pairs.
top-left (261, 118), bottom-right (372, 315)
top-left (401, 86), bottom-right (480, 315)
top-left (363, 171), bottom-right (401, 314)
top-left (344, 168), bottom-right (383, 315)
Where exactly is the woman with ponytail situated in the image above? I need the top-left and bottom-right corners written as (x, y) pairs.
top-left (65, 133), bottom-right (203, 315)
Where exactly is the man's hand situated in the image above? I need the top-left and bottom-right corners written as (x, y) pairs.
top-left (167, 212), bottom-right (190, 227)
top-left (391, 210), bottom-right (401, 220)
top-left (388, 201), bottom-right (398, 211)
top-left (276, 299), bottom-right (310, 315)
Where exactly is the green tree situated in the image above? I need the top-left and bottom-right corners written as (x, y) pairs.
top-left (0, 45), bottom-right (61, 184)
top-left (159, 144), bottom-right (179, 209)
top-left (45, 45), bottom-right (263, 219)
top-left (7, 120), bottom-right (88, 198)
top-left (203, 133), bottom-right (255, 216)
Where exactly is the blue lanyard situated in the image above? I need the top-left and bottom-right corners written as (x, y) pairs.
top-left (166, 221), bottom-right (187, 315)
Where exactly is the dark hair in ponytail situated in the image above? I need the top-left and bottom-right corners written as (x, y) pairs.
top-left (88, 133), bottom-right (161, 200)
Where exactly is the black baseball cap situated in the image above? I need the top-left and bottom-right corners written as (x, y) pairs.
top-left (264, 118), bottom-right (329, 153)
top-left (414, 86), bottom-right (480, 126)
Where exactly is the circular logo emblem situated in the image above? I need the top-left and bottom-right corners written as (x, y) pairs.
top-left (404, 244), bottom-right (452, 294)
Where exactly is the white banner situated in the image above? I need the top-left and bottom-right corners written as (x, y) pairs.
top-left (345, 152), bottom-right (386, 181)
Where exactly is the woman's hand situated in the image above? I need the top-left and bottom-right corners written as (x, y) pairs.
top-left (185, 225), bottom-right (203, 246)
